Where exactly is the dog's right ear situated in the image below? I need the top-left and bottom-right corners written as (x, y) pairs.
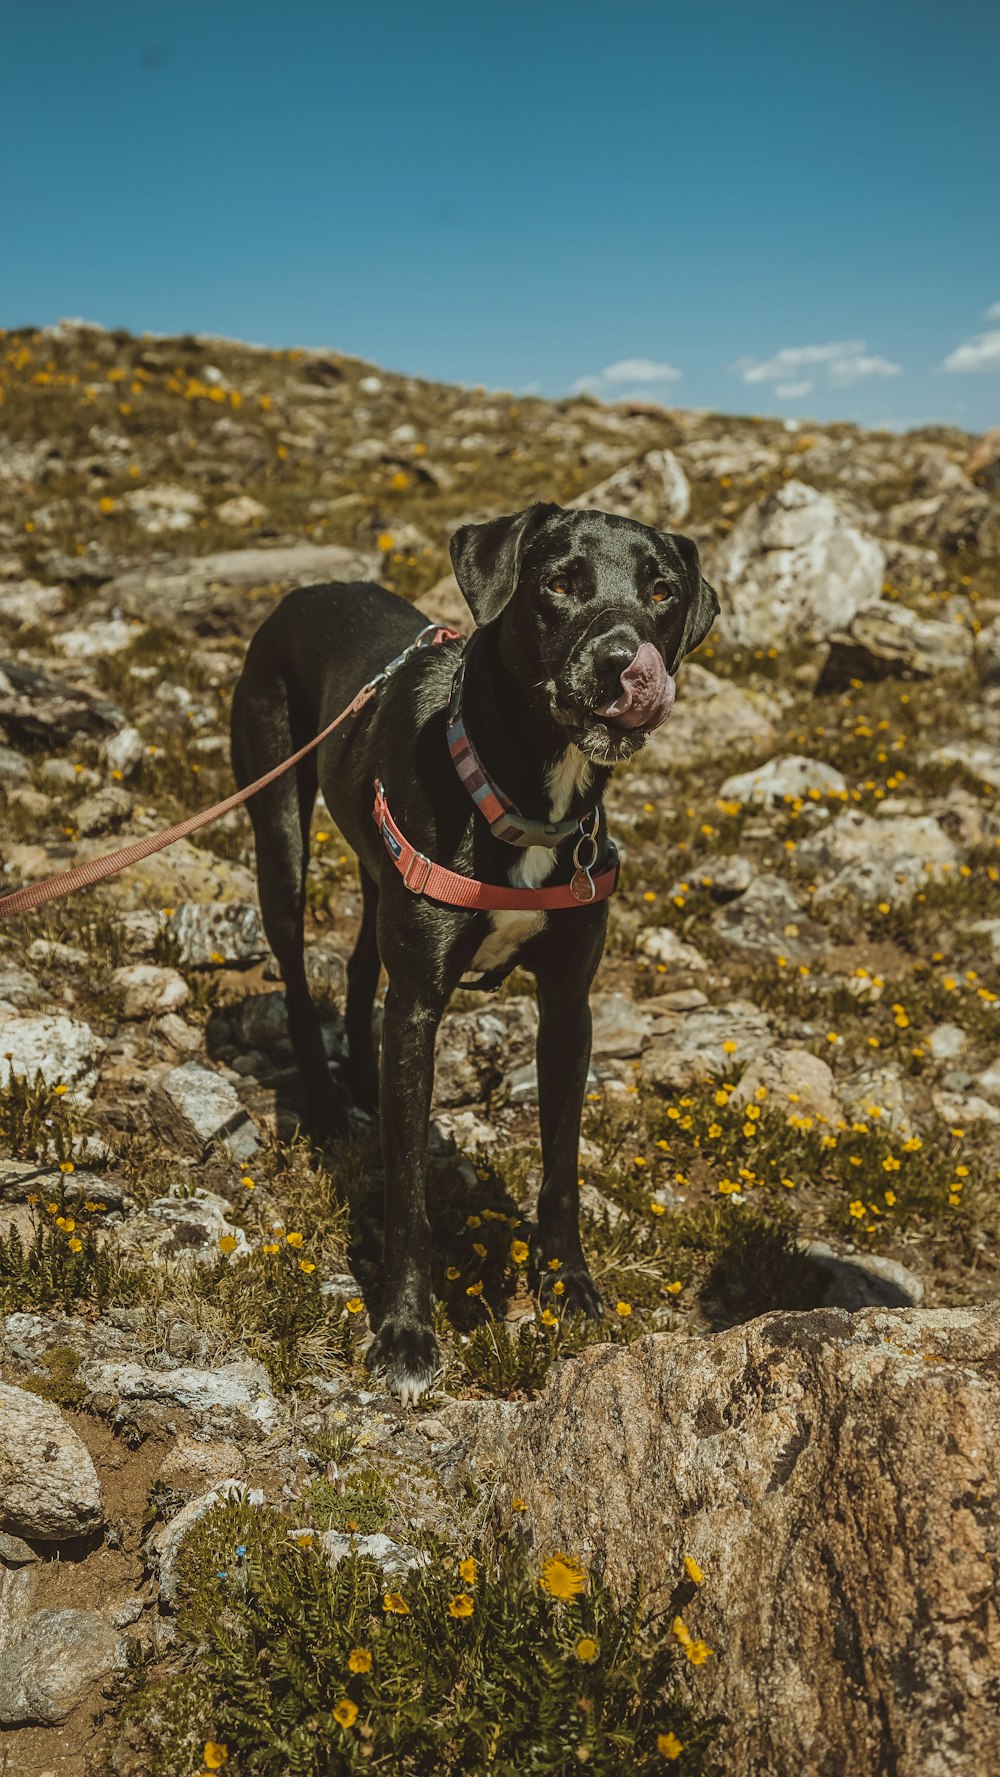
top-left (449, 503), bottom-right (559, 626)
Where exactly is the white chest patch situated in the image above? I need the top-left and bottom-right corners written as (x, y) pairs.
top-left (467, 747), bottom-right (592, 976)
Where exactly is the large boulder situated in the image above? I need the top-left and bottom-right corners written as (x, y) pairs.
top-left (147, 1061), bottom-right (260, 1161)
top-left (569, 448), bottom-right (691, 527)
top-left (0, 1012), bottom-right (103, 1095)
top-left (636, 663), bottom-right (778, 775)
top-left (0, 1383), bottom-right (104, 1541)
top-left (0, 1607), bottom-right (122, 1724)
top-left (482, 1306), bottom-right (1000, 1777)
top-left (798, 808), bottom-right (960, 910)
top-left (718, 753), bottom-right (847, 807)
top-left (714, 480), bottom-right (885, 647)
top-left (818, 600), bottom-right (975, 689)
top-left (102, 542), bottom-right (380, 634)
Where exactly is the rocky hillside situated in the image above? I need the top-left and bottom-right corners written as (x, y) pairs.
top-left (0, 321), bottom-right (998, 1775)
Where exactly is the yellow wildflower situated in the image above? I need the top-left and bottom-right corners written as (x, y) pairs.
top-left (539, 1554), bottom-right (586, 1599)
top-left (448, 1592), bottom-right (474, 1618)
top-left (657, 1732), bottom-right (684, 1759)
top-left (332, 1698), bottom-right (358, 1728)
top-left (348, 1647), bottom-right (372, 1674)
top-left (575, 1635), bottom-right (599, 1662)
top-left (383, 1591), bottom-right (409, 1614)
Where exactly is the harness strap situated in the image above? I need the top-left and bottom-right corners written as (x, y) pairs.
top-left (446, 640), bottom-right (595, 849)
top-left (373, 779), bottom-right (618, 911)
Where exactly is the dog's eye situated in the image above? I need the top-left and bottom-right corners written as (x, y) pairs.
top-left (546, 577), bottom-right (571, 596)
top-left (652, 582), bottom-right (672, 604)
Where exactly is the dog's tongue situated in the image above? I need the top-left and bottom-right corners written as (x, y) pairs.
top-left (597, 643), bottom-right (675, 730)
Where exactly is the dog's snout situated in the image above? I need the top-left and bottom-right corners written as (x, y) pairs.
top-left (591, 632), bottom-right (640, 696)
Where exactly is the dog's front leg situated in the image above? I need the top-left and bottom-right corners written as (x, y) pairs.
top-left (533, 958), bottom-right (603, 1319)
top-left (365, 979), bottom-right (443, 1405)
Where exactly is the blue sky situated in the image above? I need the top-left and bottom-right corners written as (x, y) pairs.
top-left (4, 0), bottom-right (999, 431)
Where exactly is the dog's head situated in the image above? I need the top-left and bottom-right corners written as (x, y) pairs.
top-left (449, 502), bottom-right (719, 763)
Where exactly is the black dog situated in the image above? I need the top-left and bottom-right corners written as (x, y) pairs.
top-left (231, 503), bottom-right (718, 1401)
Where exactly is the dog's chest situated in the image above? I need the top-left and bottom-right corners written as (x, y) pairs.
top-left (467, 749), bottom-right (591, 976)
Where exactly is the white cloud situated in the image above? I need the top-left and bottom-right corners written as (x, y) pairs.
top-left (940, 329), bottom-right (1000, 373)
top-left (827, 353), bottom-right (902, 386)
top-left (982, 302), bottom-right (1000, 322)
top-left (571, 357), bottom-right (682, 396)
top-left (776, 380), bottom-right (812, 399)
top-left (735, 339), bottom-right (902, 390)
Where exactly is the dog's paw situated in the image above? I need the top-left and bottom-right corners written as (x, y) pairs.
top-left (365, 1319), bottom-right (440, 1409)
top-left (539, 1259), bottom-right (604, 1320)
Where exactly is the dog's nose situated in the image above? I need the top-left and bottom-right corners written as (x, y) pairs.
top-left (592, 635), bottom-right (640, 698)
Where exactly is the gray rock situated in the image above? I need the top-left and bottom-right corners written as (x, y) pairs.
top-left (570, 448), bottom-right (691, 526)
top-left (317, 1529), bottom-right (428, 1576)
top-left (883, 485), bottom-right (997, 556)
top-left (27, 938), bottom-right (89, 968)
top-left (0, 1382), bottom-right (104, 1541)
top-left (0, 1607), bottom-right (122, 1724)
top-left (932, 1089), bottom-right (1000, 1128)
top-left (635, 926), bottom-right (708, 972)
top-left (713, 875), bottom-right (827, 962)
top-left (840, 1064), bottom-right (914, 1133)
top-left (714, 480), bottom-right (885, 648)
top-left (643, 998), bottom-right (773, 1091)
top-left (638, 664), bottom-right (778, 773)
top-left (113, 1187), bottom-right (249, 1267)
top-left (0, 960), bottom-right (41, 1010)
top-left (434, 1000), bottom-right (538, 1107)
top-left (216, 495), bottom-right (269, 526)
top-left (122, 482), bottom-right (202, 533)
top-left (112, 962), bottom-right (190, 1019)
top-left (800, 809), bottom-right (960, 910)
top-left (0, 1012), bottom-right (103, 1094)
top-left (0, 743), bottom-right (30, 782)
top-left (819, 601), bottom-right (974, 689)
top-left (148, 1061), bottom-right (260, 1160)
top-left (718, 754), bottom-right (847, 806)
top-left (0, 657), bottom-right (124, 745)
top-left (0, 579), bottom-right (65, 625)
top-left (925, 740), bottom-right (1000, 791)
top-left (590, 991), bottom-right (656, 1057)
top-left (800, 1241), bottom-right (924, 1311)
top-left (732, 1046), bottom-right (841, 1123)
top-left (926, 1023), bottom-right (969, 1062)
top-left (504, 1057), bottom-right (601, 1106)
top-left (70, 784), bottom-right (133, 836)
top-left (103, 542), bottom-right (380, 633)
top-left (167, 900), bottom-right (266, 967)
top-left (102, 723), bottom-right (144, 778)
top-left (669, 854), bottom-right (755, 903)
top-left (82, 1359), bottom-right (284, 1443)
top-left (55, 618), bottom-right (142, 660)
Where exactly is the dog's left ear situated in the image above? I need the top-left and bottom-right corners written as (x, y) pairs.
top-left (667, 532), bottom-right (720, 669)
top-left (450, 502), bottom-right (559, 626)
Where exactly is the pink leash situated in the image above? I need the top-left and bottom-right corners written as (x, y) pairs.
top-left (0, 623), bottom-right (619, 922)
top-left (0, 682), bottom-right (379, 922)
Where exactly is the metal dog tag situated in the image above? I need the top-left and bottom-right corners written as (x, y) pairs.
top-left (570, 865), bottom-right (597, 902)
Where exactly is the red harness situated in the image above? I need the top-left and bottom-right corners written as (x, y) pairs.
top-left (372, 627), bottom-right (619, 912)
